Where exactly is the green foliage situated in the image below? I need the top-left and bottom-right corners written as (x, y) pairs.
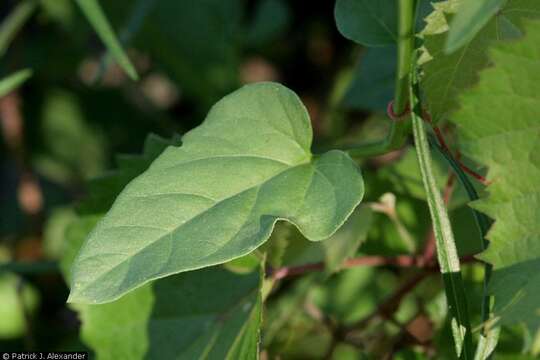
top-left (334, 0), bottom-right (397, 46)
top-left (246, 0), bottom-right (291, 47)
top-left (452, 19), bottom-right (540, 340)
top-left (78, 134), bottom-right (181, 214)
top-left (0, 69), bottom-right (32, 97)
top-left (3, 0), bottom-right (540, 357)
top-left (268, 205), bottom-right (372, 273)
top-left (445, 0), bottom-right (505, 53)
top-left (69, 82), bottom-right (364, 304)
top-left (74, 0), bottom-right (138, 80)
top-left (421, 0), bottom-right (540, 123)
top-left (0, 275), bottom-right (39, 339)
top-left (342, 47), bottom-right (396, 111)
top-left (0, 0), bottom-right (37, 56)
top-left (62, 215), bottom-right (262, 359)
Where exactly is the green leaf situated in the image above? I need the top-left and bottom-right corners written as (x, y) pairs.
top-left (75, 0), bottom-right (138, 80)
top-left (451, 19), bottom-right (540, 339)
top-left (342, 46), bottom-right (396, 111)
top-left (63, 216), bottom-right (262, 359)
top-left (40, 89), bottom-right (107, 180)
top-left (246, 0), bottom-right (291, 46)
top-left (0, 69), bottom-right (32, 98)
top-left (334, 0), bottom-right (397, 46)
top-left (421, 0), bottom-right (540, 123)
top-left (78, 133), bottom-right (181, 214)
top-left (445, 0), bottom-right (505, 54)
top-left (271, 205), bottom-right (372, 273)
top-left (137, 0), bottom-right (244, 106)
top-left (0, 0), bottom-right (37, 56)
top-left (323, 206), bottom-right (372, 273)
top-left (0, 274), bottom-right (39, 339)
top-left (69, 82), bottom-right (364, 304)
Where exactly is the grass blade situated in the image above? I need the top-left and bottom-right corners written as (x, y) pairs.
top-left (410, 64), bottom-right (474, 359)
top-left (75, 0), bottom-right (138, 80)
top-left (0, 0), bottom-right (37, 56)
top-left (0, 69), bottom-right (33, 98)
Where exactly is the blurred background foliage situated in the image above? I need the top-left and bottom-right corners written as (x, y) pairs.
top-left (0, 0), bottom-right (533, 358)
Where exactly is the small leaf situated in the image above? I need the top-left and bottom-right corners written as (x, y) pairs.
top-left (69, 82), bottom-right (364, 304)
top-left (445, 0), bottom-right (505, 53)
top-left (334, 0), bottom-right (397, 47)
top-left (0, 69), bottom-right (32, 98)
top-left (75, 0), bottom-right (138, 80)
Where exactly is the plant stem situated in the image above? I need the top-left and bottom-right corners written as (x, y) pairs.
top-left (410, 66), bottom-right (473, 359)
top-left (270, 254), bottom-right (477, 280)
top-left (344, 0), bottom-right (416, 158)
top-left (394, 0), bottom-right (416, 114)
top-left (429, 136), bottom-right (498, 359)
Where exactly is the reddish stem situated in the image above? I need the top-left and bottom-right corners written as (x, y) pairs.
top-left (270, 254), bottom-right (478, 280)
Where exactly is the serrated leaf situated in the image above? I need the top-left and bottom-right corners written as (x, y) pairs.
top-left (451, 19), bottom-right (540, 338)
top-left (75, 0), bottom-right (138, 80)
top-left (421, 0), bottom-right (540, 123)
top-left (445, 0), bottom-right (505, 53)
top-left (63, 216), bottom-right (262, 360)
top-left (334, 0), bottom-right (397, 47)
top-left (69, 82), bottom-right (364, 304)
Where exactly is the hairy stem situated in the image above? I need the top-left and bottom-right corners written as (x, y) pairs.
top-left (410, 66), bottom-right (473, 359)
top-left (429, 136), bottom-right (498, 359)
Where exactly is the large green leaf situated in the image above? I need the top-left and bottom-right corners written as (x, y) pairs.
top-left (445, 0), bottom-right (505, 53)
top-left (334, 0), bottom-right (397, 46)
top-left (63, 216), bottom-right (262, 360)
top-left (69, 82), bottom-right (364, 304)
top-left (451, 19), bottom-right (540, 338)
top-left (421, 0), bottom-right (540, 123)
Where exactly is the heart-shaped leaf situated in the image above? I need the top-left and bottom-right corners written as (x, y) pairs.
top-left (334, 0), bottom-right (397, 46)
top-left (69, 82), bottom-right (364, 304)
